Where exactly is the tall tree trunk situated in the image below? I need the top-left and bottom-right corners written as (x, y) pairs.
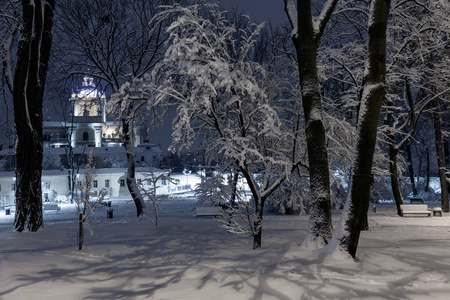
top-left (123, 118), bottom-right (146, 216)
top-left (13, 0), bottom-right (56, 232)
top-left (406, 144), bottom-right (417, 196)
top-left (78, 213), bottom-right (84, 250)
top-left (325, 0), bottom-right (390, 259)
top-left (389, 146), bottom-right (403, 216)
top-left (432, 102), bottom-right (449, 212)
top-left (227, 170), bottom-right (239, 232)
top-left (444, 139), bottom-right (450, 203)
top-left (425, 146), bottom-right (430, 192)
top-left (290, 0), bottom-right (335, 248)
top-left (444, 139), bottom-right (449, 167)
top-left (253, 196), bottom-right (265, 249)
top-left (384, 100), bottom-right (403, 215)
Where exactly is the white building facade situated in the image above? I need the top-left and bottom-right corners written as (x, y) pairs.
top-left (0, 168), bottom-right (198, 207)
top-left (0, 77), bottom-right (165, 207)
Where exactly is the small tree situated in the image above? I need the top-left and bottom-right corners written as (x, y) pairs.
top-left (75, 149), bottom-right (107, 250)
top-left (138, 167), bottom-right (171, 227)
top-left (194, 171), bottom-right (231, 207)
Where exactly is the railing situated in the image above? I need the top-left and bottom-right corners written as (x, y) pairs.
top-left (102, 138), bottom-right (122, 143)
top-left (168, 184), bottom-right (192, 193)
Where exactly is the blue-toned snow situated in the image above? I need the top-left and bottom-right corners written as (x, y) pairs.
top-left (1, 194), bottom-right (449, 299)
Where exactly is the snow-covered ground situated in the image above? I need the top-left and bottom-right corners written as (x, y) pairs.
top-left (1, 197), bottom-right (449, 300)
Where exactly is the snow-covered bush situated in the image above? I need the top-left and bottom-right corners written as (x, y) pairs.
top-left (194, 172), bottom-right (231, 207)
top-left (266, 177), bottom-right (310, 215)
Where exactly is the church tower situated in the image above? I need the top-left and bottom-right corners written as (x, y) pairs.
top-left (70, 76), bottom-right (106, 120)
top-left (42, 76), bottom-right (145, 149)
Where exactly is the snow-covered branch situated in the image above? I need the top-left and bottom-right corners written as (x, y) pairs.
top-left (313, 0), bottom-right (340, 43)
top-left (283, 0), bottom-right (298, 38)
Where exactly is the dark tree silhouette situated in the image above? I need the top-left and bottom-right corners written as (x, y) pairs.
top-left (12, 0), bottom-right (56, 231)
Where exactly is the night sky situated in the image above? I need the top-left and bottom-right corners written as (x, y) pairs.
top-left (220, 0), bottom-right (287, 25)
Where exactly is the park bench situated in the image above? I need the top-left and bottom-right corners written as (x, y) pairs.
top-left (400, 204), bottom-right (431, 217)
top-left (195, 206), bottom-right (222, 218)
top-left (43, 203), bottom-right (61, 212)
top-left (409, 197), bottom-right (424, 204)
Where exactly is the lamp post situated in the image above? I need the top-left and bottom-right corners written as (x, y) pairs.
top-left (183, 168), bottom-right (191, 185)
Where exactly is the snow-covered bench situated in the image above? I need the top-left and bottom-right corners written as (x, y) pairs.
top-left (400, 204), bottom-right (431, 217)
top-left (43, 203), bottom-right (61, 212)
top-left (195, 206), bottom-right (222, 218)
top-left (408, 197), bottom-right (423, 204)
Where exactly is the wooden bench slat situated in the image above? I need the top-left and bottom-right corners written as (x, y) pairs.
top-left (409, 197), bottom-right (424, 204)
top-left (43, 203), bottom-right (61, 212)
top-left (195, 207), bottom-right (222, 218)
top-left (400, 204), bottom-right (431, 217)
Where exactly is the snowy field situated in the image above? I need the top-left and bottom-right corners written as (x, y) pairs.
top-left (1, 197), bottom-right (450, 300)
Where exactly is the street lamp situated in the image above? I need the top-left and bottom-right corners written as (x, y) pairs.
top-left (183, 168), bottom-right (191, 185)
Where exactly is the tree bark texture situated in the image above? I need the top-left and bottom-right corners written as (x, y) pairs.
top-left (432, 103), bottom-right (449, 212)
top-left (252, 197), bottom-right (265, 249)
top-left (406, 144), bottom-right (417, 196)
top-left (293, 0), bottom-right (333, 247)
top-left (13, 0), bottom-right (56, 232)
top-left (330, 0), bottom-right (391, 259)
top-left (389, 145), bottom-right (403, 216)
top-left (444, 139), bottom-right (450, 203)
top-left (425, 146), bottom-right (430, 192)
top-left (383, 103), bottom-right (403, 215)
top-left (78, 213), bottom-right (84, 250)
top-left (123, 118), bottom-right (146, 216)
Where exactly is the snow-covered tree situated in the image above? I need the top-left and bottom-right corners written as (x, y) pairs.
top-left (138, 166), bottom-right (171, 227)
top-left (75, 149), bottom-right (108, 250)
top-left (54, 0), bottom-right (186, 217)
top-left (316, 0), bottom-right (450, 217)
top-left (324, 0), bottom-right (391, 259)
top-left (0, 1), bottom-right (18, 148)
top-left (380, 0), bottom-right (450, 214)
top-left (113, 3), bottom-right (300, 248)
top-left (5, 0), bottom-right (56, 232)
top-left (195, 171), bottom-right (231, 207)
top-left (283, 0), bottom-right (339, 248)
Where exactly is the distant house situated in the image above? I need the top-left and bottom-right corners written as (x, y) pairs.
top-left (0, 168), bottom-right (199, 207)
top-left (0, 77), bottom-right (165, 205)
